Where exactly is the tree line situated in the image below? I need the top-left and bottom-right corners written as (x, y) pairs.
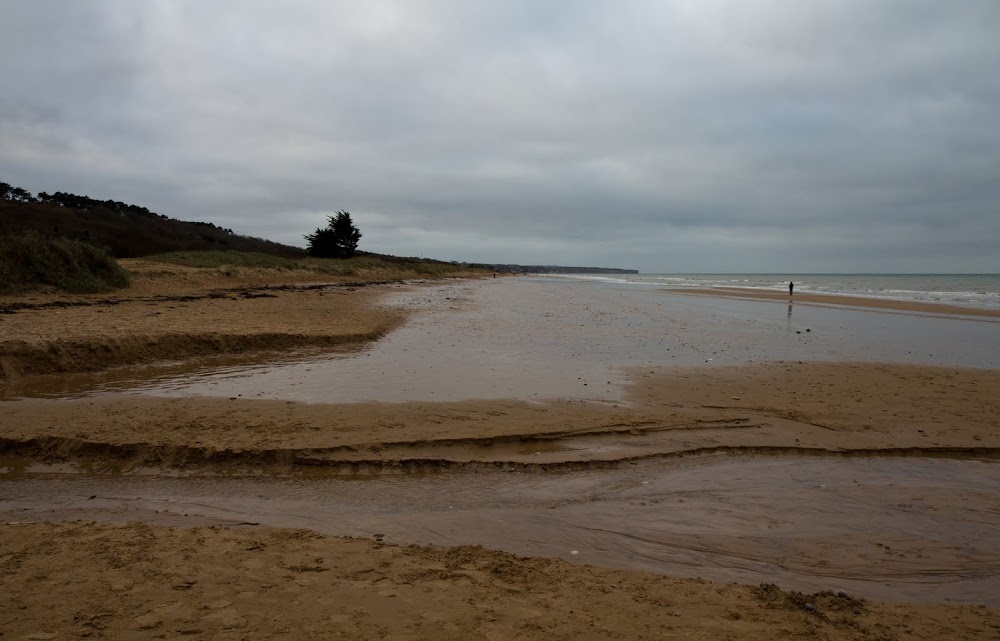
top-left (3, 180), bottom-right (176, 223)
top-left (1, 179), bottom-right (240, 236)
top-left (0, 179), bottom-right (302, 257)
top-left (5, 179), bottom-right (366, 260)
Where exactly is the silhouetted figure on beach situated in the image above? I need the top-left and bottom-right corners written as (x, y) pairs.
top-left (789, 281), bottom-right (794, 296)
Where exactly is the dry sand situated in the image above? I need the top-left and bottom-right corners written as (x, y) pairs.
top-left (2, 264), bottom-right (999, 639)
top-left (0, 261), bottom-right (414, 379)
top-left (3, 521), bottom-right (998, 641)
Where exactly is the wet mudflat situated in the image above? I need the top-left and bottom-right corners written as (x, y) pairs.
top-left (3, 453), bottom-right (998, 605)
top-left (4, 277), bottom-right (1000, 403)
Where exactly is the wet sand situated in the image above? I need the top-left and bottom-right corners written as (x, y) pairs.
top-left (2, 361), bottom-right (999, 470)
top-left (3, 278), bottom-right (998, 467)
top-left (4, 455), bottom-right (999, 605)
top-left (3, 269), bottom-right (1000, 638)
top-left (5, 275), bottom-right (1000, 403)
top-left (673, 286), bottom-right (1000, 319)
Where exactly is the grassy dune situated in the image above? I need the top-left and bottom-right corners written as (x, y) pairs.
top-left (0, 232), bottom-right (130, 294)
top-left (0, 243), bottom-right (483, 296)
top-left (145, 250), bottom-right (478, 279)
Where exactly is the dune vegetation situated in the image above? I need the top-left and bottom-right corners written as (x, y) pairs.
top-left (144, 249), bottom-right (478, 279)
top-left (0, 231), bottom-right (130, 294)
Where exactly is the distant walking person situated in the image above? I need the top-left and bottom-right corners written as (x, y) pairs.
top-left (789, 281), bottom-right (794, 296)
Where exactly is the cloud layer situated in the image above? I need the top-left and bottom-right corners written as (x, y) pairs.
top-left (2, 1), bottom-right (998, 271)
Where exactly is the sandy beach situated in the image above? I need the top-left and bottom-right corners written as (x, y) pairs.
top-left (3, 265), bottom-right (1000, 639)
top-left (4, 520), bottom-right (998, 641)
top-left (0, 259), bottom-right (420, 379)
top-left (672, 286), bottom-right (1000, 319)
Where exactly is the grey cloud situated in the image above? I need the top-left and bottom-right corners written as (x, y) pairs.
top-left (1, 0), bottom-right (998, 272)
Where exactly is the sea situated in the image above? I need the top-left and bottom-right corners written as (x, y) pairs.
top-left (550, 273), bottom-right (1000, 310)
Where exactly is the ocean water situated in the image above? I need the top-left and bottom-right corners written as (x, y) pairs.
top-left (554, 273), bottom-right (1000, 310)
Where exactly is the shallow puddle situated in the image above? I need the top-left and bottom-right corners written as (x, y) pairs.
top-left (3, 454), bottom-right (997, 605)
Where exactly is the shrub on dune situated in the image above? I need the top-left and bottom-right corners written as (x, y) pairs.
top-left (0, 231), bottom-right (130, 294)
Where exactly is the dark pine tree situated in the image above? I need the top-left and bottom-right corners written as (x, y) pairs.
top-left (305, 210), bottom-right (362, 258)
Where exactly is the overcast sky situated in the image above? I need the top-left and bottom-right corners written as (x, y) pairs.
top-left (1, 1), bottom-right (998, 272)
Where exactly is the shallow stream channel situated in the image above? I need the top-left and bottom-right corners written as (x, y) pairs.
top-left (3, 454), bottom-right (998, 605)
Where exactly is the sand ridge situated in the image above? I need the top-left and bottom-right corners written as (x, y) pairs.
top-left (0, 285), bottom-right (404, 380)
top-left (0, 257), bottom-right (490, 380)
top-left (2, 362), bottom-right (998, 473)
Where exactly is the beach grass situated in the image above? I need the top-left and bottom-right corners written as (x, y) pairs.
top-left (144, 250), bottom-right (479, 279)
top-left (0, 231), bottom-right (130, 294)
top-left (143, 250), bottom-right (300, 270)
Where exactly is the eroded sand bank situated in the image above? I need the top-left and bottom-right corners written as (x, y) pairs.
top-left (0, 279), bottom-right (407, 379)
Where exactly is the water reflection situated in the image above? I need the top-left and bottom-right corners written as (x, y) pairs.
top-left (4, 278), bottom-right (1000, 403)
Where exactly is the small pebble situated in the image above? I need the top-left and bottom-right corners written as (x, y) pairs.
top-left (570, 550), bottom-right (579, 556)
top-left (803, 603), bottom-right (815, 612)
